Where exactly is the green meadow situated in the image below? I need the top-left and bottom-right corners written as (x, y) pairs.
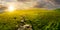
top-left (0, 8), bottom-right (60, 30)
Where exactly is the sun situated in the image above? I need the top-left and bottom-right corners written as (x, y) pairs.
top-left (8, 5), bottom-right (15, 12)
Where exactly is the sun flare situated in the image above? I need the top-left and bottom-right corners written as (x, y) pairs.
top-left (8, 5), bottom-right (15, 12)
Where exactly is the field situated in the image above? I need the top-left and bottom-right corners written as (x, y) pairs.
top-left (0, 8), bottom-right (60, 30)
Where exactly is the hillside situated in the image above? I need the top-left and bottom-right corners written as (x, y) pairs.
top-left (0, 8), bottom-right (60, 30)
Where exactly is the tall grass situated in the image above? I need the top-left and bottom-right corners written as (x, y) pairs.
top-left (0, 8), bottom-right (60, 30)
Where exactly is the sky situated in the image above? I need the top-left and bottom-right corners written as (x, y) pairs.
top-left (0, 0), bottom-right (60, 9)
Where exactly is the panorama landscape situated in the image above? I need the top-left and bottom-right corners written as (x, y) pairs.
top-left (0, 0), bottom-right (60, 30)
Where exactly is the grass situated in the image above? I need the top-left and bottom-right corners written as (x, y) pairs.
top-left (0, 8), bottom-right (60, 30)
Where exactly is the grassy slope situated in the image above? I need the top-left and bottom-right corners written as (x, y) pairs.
top-left (0, 8), bottom-right (60, 30)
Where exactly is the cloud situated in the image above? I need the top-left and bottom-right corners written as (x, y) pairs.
top-left (54, 0), bottom-right (60, 5)
top-left (34, 0), bottom-right (60, 9)
top-left (0, 0), bottom-right (60, 9)
top-left (0, 0), bottom-right (16, 2)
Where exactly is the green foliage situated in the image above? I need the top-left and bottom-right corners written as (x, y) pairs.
top-left (55, 8), bottom-right (60, 11)
top-left (0, 8), bottom-right (60, 30)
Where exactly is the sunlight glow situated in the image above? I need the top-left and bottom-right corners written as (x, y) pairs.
top-left (8, 5), bottom-right (15, 12)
